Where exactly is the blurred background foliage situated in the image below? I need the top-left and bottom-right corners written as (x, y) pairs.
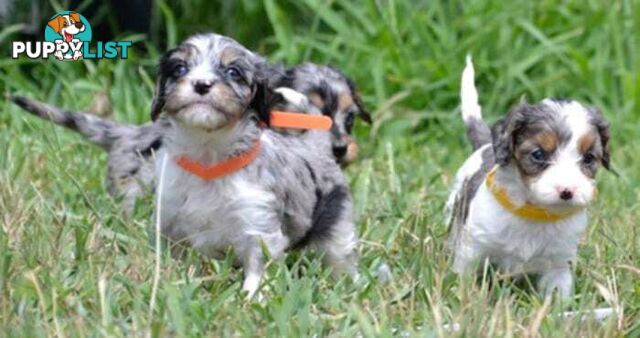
top-left (2, 0), bottom-right (637, 137)
top-left (1, 0), bottom-right (638, 204)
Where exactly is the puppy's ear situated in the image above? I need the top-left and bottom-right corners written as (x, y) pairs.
top-left (69, 12), bottom-right (81, 23)
top-left (588, 106), bottom-right (613, 172)
top-left (150, 80), bottom-right (165, 121)
top-left (264, 63), bottom-right (290, 88)
top-left (278, 68), bottom-right (297, 88)
top-left (47, 16), bottom-right (63, 33)
top-left (491, 105), bottom-right (526, 166)
top-left (491, 118), bottom-right (511, 165)
top-left (150, 48), bottom-right (177, 121)
top-left (354, 93), bottom-right (372, 124)
top-left (249, 82), bottom-right (268, 124)
top-left (347, 78), bottom-right (372, 124)
top-left (248, 62), bottom-right (284, 125)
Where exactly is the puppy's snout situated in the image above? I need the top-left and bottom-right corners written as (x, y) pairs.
top-left (333, 145), bottom-right (348, 159)
top-left (193, 80), bottom-right (214, 95)
top-left (557, 187), bottom-right (575, 201)
top-left (75, 22), bottom-right (84, 29)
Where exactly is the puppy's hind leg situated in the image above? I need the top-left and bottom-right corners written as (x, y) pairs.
top-left (305, 186), bottom-right (359, 279)
top-left (316, 218), bottom-right (359, 280)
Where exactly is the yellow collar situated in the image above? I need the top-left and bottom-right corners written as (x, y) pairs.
top-left (485, 167), bottom-right (581, 222)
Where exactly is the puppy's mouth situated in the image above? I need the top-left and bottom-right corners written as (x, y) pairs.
top-left (335, 138), bottom-right (358, 167)
top-left (177, 100), bottom-right (218, 111)
top-left (528, 194), bottom-right (590, 212)
top-left (178, 99), bottom-right (234, 114)
top-left (64, 31), bottom-right (73, 42)
top-left (171, 99), bottom-right (241, 130)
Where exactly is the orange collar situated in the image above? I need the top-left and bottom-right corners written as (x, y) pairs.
top-left (175, 140), bottom-right (261, 181)
top-left (270, 111), bottom-right (333, 130)
top-left (485, 167), bottom-right (582, 222)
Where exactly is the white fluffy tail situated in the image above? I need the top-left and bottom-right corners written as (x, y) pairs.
top-left (460, 55), bottom-right (491, 150)
top-left (461, 55), bottom-right (482, 122)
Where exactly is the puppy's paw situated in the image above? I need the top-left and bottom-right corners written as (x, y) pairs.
top-left (451, 251), bottom-right (477, 275)
top-left (538, 268), bottom-right (573, 300)
top-left (244, 289), bottom-right (265, 303)
top-left (241, 271), bottom-right (265, 302)
top-left (376, 262), bottom-right (392, 284)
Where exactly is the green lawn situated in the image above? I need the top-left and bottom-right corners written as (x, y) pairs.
top-left (1, 0), bottom-right (639, 336)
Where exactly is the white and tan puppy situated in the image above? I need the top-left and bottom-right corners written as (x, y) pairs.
top-left (446, 57), bottom-right (612, 299)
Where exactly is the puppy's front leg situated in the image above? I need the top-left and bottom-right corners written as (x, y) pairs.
top-left (241, 249), bottom-right (265, 299)
top-left (538, 266), bottom-right (573, 300)
top-left (240, 231), bottom-right (289, 299)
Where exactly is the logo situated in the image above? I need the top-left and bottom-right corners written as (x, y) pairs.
top-left (12, 10), bottom-right (132, 61)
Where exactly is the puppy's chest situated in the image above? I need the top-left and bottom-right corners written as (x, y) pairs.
top-left (468, 185), bottom-right (587, 263)
top-left (160, 160), bottom-right (278, 251)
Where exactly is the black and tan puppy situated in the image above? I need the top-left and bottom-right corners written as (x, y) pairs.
top-left (276, 63), bottom-right (372, 164)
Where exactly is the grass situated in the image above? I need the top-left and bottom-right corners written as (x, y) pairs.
top-left (1, 0), bottom-right (639, 336)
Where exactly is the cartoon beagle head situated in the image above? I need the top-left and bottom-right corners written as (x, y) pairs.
top-left (47, 12), bottom-right (85, 42)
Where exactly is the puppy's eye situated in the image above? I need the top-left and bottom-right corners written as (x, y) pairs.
top-left (583, 152), bottom-right (596, 165)
top-left (173, 64), bottom-right (188, 77)
top-left (225, 67), bottom-right (242, 81)
top-left (345, 111), bottom-right (355, 128)
top-left (63, 22), bottom-right (69, 27)
top-left (530, 148), bottom-right (547, 162)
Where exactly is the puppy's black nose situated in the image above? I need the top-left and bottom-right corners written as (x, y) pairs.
top-left (559, 189), bottom-right (574, 201)
top-left (193, 80), bottom-right (213, 95)
top-left (75, 22), bottom-right (84, 29)
top-left (332, 145), bottom-right (347, 159)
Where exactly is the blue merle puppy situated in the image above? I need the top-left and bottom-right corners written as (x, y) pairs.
top-left (149, 33), bottom-right (358, 297)
top-left (11, 65), bottom-right (370, 215)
